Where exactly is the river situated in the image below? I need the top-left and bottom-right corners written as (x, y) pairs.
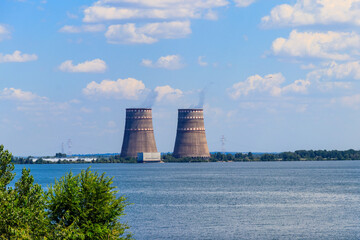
top-left (13, 161), bottom-right (360, 239)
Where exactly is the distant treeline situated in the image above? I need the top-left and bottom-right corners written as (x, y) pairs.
top-left (259, 149), bottom-right (360, 161)
top-left (212, 149), bottom-right (360, 162)
top-left (11, 149), bottom-right (360, 164)
top-left (11, 155), bottom-right (137, 164)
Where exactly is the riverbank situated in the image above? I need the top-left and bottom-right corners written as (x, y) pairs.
top-left (12, 149), bottom-right (360, 164)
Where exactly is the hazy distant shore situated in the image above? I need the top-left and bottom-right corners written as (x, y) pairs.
top-left (12, 149), bottom-right (360, 164)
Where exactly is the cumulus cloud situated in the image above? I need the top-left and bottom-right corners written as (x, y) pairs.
top-left (272, 30), bottom-right (360, 61)
top-left (59, 59), bottom-right (107, 73)
top-left (0, 24), bottom-right (10, 41)
top-left (154, 85), bottom-right (183, 102)
top-left (142, 55), bottom-right (184, 69)
top-left (59, 24), bottom-right (106, 33)
top-left (98, 0), bottom-right (228, 9)
top-left (0, 88), bottom-right (77, 118)
top-left (83, 0), bottom-right (228, 22)
top-left (106, 24), bottom-right (156, 44)
top-left (84, 6), bottom-right (198, 22)
top-left (317, 82), bottom-right (352, 91)
top-left (262, 0), bottom-right (360, 27)
top-left (307, 61), bottom-right (360, 81)
top-left (105, 21), bottom-right (191, 44)
top-left (281, 79), bottom-right (311, 94)
top-left (83, 78), bottom-right (146, 99)
top-left (81, 0), bottom-right (227, 43)
top-left (198, 56), bottom-right (208, 66)
top-left (229, 73), bottom-right (310, 99)
top-left (0, 88), bottom-right (46, 101)
top-left (0, 51), bottom-right (38, 63)
top-left (229, 73), bottom-right (285, 98)
top-left (234, 0), bottom-right (256, 7)
top-left (303, 61), bottom-right (360, 91)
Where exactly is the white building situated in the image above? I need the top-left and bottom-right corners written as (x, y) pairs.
top-left (137, 152), bottom-right (161, 163)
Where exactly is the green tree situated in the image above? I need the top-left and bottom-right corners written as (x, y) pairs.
top-left (260, 153), bottom-right (276, 161)
top-left (0, 145), bottom-right (14, 190)
top-left (47, 168), bottom-right (132, 239)
top-left (0, 145), bottom-right (132, 239)
top-left (247, 152), bottom-right (254, 161)
top-left (0, 145), bottom-right (48, 239)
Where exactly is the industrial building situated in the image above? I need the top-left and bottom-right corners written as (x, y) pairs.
top-left (137, 152), bottom-right (161, 163)
top-left (120, 108), bottom-right (158, 158)
top-left (173, 109), bottom-right (210, 158)
top-left (120, 108), bottom-right (210, 159)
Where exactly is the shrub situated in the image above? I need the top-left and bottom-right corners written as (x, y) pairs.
top-left (47, 168), bottom-right (132, 239)
top-left (0, 145), bottom-right (132, 240)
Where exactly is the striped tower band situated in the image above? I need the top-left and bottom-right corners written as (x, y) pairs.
top-left (173, 109), bottom-right (210, 158)
top-left (120, 108), bottom-right (158, 158)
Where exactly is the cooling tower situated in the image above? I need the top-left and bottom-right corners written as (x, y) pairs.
top-left (173, 109), bottom-right (210, 158)
top-left (120, 108), bottom-right (158, 158)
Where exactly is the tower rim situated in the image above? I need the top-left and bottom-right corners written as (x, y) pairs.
top-left (126, 108), bottom-right (152, 111)
top-left (178, 108), bottom-right (203, 111)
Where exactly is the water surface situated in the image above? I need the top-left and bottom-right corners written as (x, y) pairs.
top-left (14, 161), bottom-right (360, 240)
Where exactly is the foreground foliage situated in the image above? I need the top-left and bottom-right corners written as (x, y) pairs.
top-left (47, 170), bottom-right (131, 239)
top-left (0, 145), bottom-right (132, 240)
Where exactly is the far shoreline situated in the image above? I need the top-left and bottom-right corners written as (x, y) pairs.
top-left (12, 149), bottom-right (360, 164)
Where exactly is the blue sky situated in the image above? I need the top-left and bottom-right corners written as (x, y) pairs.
top-left (2, 0), bottom-right (360, 156)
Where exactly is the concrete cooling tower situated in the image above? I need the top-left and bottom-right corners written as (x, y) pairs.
top-left (173, 109), bottom-right (210, 158)
top-left (120, 108), bottom-right (158, 158)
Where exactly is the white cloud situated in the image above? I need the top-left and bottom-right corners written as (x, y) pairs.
top-left (0, 88), bottom-right (46, 101)
top-left (272, 30), bottom-right (360, 60)
top-left (83, 0), bottom-right (228, 22)
top-left (229, 73), bottom-right (285, 98)
top-left (198, 56), bottom-right (208, 66)
top-left (142, 55), bottom-right (184, 69)
top-left (317, 81), bottom-right (352, 91)
top-left (334, 94), bottom-right (360, 109)
top-left (0, 50), bottom-right (38, 63)
top-left (234, 0), bottom-right (256, 7)
top-left (282, 79), bottom-right (310, 94)
top-left (307, 61), bottom-right (360, 81)
top-left (106, 24), bottom-right (156, 44)
top-left (303, 61), bottom-right (360, 91)
top-left (99, 0), bottom-right (228, 8)
top-left (84, 6), bottom-right (198, 22)
top-left (0, 24), bottom-right (10, 41)
top-left (105, 21), bottom-right (191, 44)
top-left (229, 73), bottom-right (310, 99)
top-left (204, 10), bottom-right (218, 20)
top-left (154, 85), bottom-right (183, 102)
top-left (0, 89), bottom-right (78, 119)
top-left (301, 63), bottom-right (316, 70)
top-left (59, 59), bottom-right (107, 73)
top-left (262, 0), bottom-right (360, 27)
top-left (59, 24), bottom-right (106, 33)
top-left (83, 78), bottom-right (146, 99)
top-left (15, 101), bottom-right (71, 118)
top-left (140, 21), bottom-right (191, 39)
